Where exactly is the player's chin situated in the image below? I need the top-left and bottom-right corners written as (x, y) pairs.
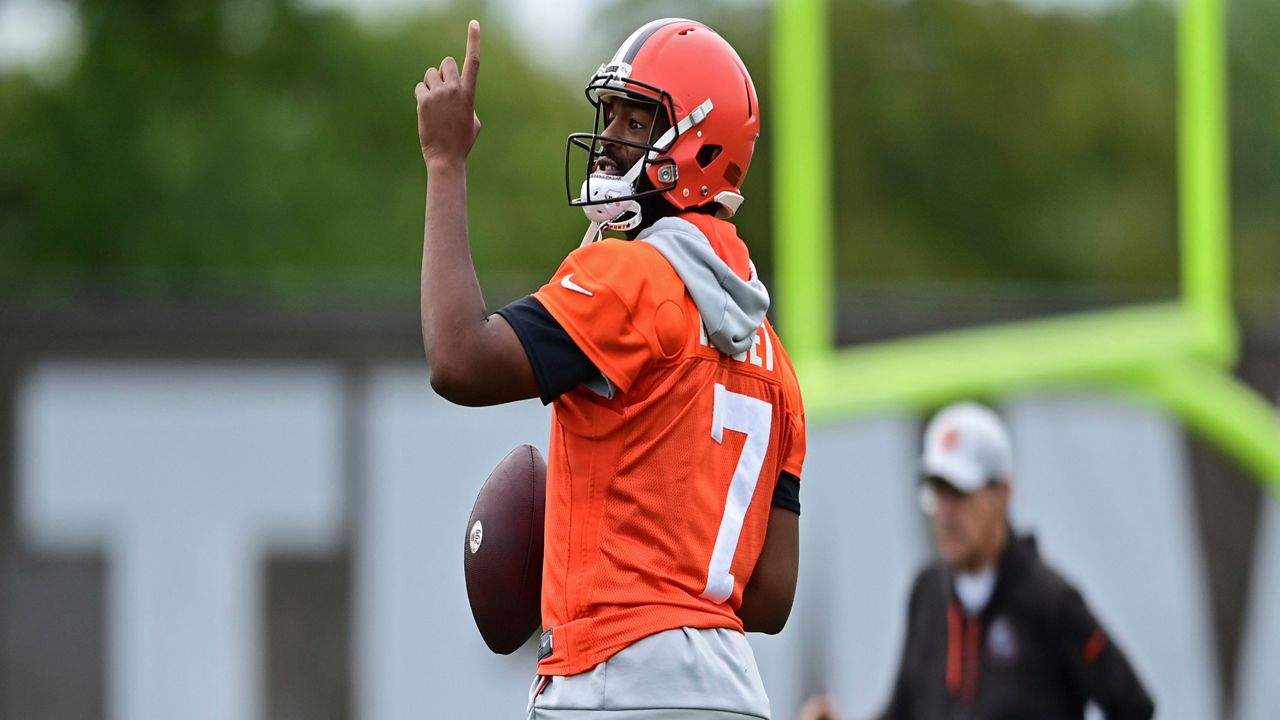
top-left (935, 536), bottom-right (967, 565)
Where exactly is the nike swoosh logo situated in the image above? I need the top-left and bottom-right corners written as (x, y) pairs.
top-left (560, 274), bottom-right (593, 296)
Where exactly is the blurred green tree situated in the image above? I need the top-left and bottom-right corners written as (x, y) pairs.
top-left (565, 0), bottom-right (1278, 301)
top-left (0, 0), bottom-right (587, 304)
top-left (824, 0), bottom-right (1179, 289)
top-left (1229, 0), bottom-right (1280, 299)
top-left (0, 0), bottom-right (1274, 307)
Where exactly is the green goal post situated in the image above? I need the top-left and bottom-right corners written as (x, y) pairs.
top-left (772, 0), bottom-right (1280, 495)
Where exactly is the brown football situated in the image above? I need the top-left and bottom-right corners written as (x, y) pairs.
top-left (463, 444), bottom-right (546, 655)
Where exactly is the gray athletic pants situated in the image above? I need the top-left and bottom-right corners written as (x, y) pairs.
top-left (527, 627), bottom-right (771, 719)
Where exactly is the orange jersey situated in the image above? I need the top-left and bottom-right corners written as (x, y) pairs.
top-left (531, 213), bottom-right (806, 675)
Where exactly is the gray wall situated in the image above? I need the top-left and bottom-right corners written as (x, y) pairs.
top-left (2, 309), bottom-right (1277, 719)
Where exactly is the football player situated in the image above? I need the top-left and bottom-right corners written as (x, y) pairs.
top-left (415, 18), bottom-right (806, 719)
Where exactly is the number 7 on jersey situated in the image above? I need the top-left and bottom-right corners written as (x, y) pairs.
top-left (701, 383), bottom-right (773, 604)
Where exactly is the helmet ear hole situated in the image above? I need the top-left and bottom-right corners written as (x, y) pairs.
top-left (696, 144), bottom-right (722, 169)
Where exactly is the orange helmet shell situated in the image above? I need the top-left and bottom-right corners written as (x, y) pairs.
top-left (595, 19), bottom-right (760, 216)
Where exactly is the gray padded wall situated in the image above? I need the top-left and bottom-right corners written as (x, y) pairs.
top-left (11, 360), bottom-right (1265, 719)
top-left (18, 363), bottom-right (346, 720)
top-left (1006, 395), bottom-right (1222, 720)
top-left (1232, 392), bottom-right (1280, 720)
top-left (356, 366), bottom-right (551, 720)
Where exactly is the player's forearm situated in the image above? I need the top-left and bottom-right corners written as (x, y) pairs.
top-left (420, 160), bottom-right (490, 385)
top-left (413, 21), bottom-right (538, 405)
top-left (737, 507), bottom-right (799, 634)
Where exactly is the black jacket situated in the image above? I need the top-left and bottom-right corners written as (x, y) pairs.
top-left (880, 533), bottom-right (1155, 720)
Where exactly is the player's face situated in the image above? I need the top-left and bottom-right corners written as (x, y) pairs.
top-left (928, 479), bottom-right (1009, 571)
top-left (591, 98), bottom-right (670, 176)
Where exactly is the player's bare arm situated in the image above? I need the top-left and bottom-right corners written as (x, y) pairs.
top-left (737, 505), bottom-right (799, 634)
top-left (415, 20), bottom-right (538, 406)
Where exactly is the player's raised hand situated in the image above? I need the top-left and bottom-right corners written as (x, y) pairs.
top-left (416, 20), bottom-right (482, 167)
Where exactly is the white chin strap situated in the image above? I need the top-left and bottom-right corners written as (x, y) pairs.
top-left (578, 154), bottom-right (647, 243)
top-left (577, 98), bottom-right (715, 247)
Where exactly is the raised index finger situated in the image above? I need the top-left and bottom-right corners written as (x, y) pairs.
top-left (461, 20), bottom-right (481, 90)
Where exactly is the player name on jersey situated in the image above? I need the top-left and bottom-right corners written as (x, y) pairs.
top-left (699, 322), bottom-right (775, 372)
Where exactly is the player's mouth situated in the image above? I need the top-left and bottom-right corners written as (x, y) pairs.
top-left (591, 152), bottom-right (624, 176)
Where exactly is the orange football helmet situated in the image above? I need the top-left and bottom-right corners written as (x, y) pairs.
top-left (567, 19), bottom-right (761, 238)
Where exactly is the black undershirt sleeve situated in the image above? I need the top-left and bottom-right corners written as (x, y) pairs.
top-left (773, 471), bottom-right (801, 515)
top-left (495, 295), bottom-right (602, 405)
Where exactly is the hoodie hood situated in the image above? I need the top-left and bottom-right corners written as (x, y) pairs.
top-left (637, 216), bottom-right (770, 355)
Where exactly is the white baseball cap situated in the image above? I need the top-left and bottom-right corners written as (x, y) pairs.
top-left (920, 402), bottom-right (1013, 493)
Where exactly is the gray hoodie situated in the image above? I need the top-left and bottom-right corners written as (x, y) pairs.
top-left (637, 216), bottom-right (771, 356)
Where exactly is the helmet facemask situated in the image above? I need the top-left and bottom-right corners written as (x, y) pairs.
top-left (565, 66), bottom-right (683, 243)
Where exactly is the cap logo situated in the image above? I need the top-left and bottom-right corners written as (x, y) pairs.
top-left (941, 427), bottom-right (960, 451)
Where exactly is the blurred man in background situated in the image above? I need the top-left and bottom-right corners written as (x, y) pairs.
top-left (798, 693), bottom-right (842, 720)
top-left (879, 402), bottom-right (1154, 719)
